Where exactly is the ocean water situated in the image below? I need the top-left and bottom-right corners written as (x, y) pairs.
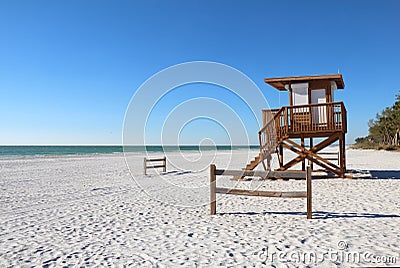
top-left (0, 145), bottom-right (259, 158)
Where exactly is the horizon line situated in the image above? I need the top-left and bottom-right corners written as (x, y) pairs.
top-left (0, 143), bottom-right (354, 146)
top-left (0, 144), bottom-right (260, 146)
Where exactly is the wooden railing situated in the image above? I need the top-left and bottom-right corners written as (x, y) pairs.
top-left (260, 102), bottom-right (347, 144)
top-left (258, 113), bottom-right (278, 168)
top-left (210, 164), bottom-right (312, 219)
top-left (143, 156), bottom-right (167, 175)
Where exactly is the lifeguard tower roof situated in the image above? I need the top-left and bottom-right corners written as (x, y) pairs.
top-left (264, 74), bottom-right (345, 91)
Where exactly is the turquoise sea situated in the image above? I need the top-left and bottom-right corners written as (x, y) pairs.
top-left (0, 145), bottom-right (259, 158)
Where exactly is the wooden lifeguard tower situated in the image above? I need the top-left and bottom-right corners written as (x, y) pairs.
top-left (245, 74), bottom-right (347, 178)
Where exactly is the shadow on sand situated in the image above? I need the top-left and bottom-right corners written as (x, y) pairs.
top-left (368, 170), bottom-right (400, 179)
top-left (219, 211), bottom-right (400, 219)
top-left (347, 169), bottom-right (400, 179)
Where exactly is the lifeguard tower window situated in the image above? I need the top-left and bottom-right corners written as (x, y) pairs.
top-left (292, 83), bottom-right (308, 106)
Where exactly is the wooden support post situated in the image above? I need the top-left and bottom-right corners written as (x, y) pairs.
top-left (343, 134), bottom-right (346, 175)
top-left (309, 138), bottom-right (314, 170)
top-left (210, 164), bottom-right (216, 215)
top-left (143, 157), bottom-right (147, 175)
top-left (163, 156), bottom-right (167, 172)
top-left (284, 107), bottom-right (289, 134)
top-left (339, 133), bottom-right (346, 178)
top-left (279, 144), bottom-right (284, 168)
top-left (306, 166), bottom-right (312, 219)
top-left (301, 137), bottom-right (305, 171)
top-left (339, 134), bottom-right (343, 178)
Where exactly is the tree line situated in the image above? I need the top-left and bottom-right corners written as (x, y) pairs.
top-left (354, 92), bottom-right (400, 150)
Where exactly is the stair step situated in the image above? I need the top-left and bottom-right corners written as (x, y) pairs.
top-left (232, 153), bottom-right (264, 180)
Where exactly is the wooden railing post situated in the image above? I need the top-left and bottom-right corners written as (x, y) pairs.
top-left (342, 102), bottom-right (347, 133)
top-left (210, 164), bottom-right (216, 215)
top-left (309, 105), bottom-right (313, 132)
top-left (285, 107), bottom-right (289, 134)
top-left (306, 166), bottom-right (312, 219)
top-left (301, 138), bottom-right (305, 171)
top-left (163, 156), bottom-right (167, 172)
top-left (143, 157), bottom-right (147, 175)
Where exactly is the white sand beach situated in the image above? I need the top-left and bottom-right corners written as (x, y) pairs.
top-left (0, 149), bottom-right (399, 267)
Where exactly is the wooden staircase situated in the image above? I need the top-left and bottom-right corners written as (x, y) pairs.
top-left (245, 154), bottom-right (262, 170)
top-left (232, 153), bottom-right (262, 180)
top-left (234, 110), bottom-right (279, 180)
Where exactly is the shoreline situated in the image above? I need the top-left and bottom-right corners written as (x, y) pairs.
top-left (0, 146), bottom-right (399, 164)
top-left (0, 145), bottom-right (261, 159)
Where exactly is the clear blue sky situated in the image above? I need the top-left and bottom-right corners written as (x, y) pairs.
top-left (1, 0), bottom-right (399, 145)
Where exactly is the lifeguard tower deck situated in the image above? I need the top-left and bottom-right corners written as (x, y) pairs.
top-left (248, 74), bottom-right (347, 178)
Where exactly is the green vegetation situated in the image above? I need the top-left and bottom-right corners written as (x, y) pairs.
top-left (353, 93), bottom-right (400, 150)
